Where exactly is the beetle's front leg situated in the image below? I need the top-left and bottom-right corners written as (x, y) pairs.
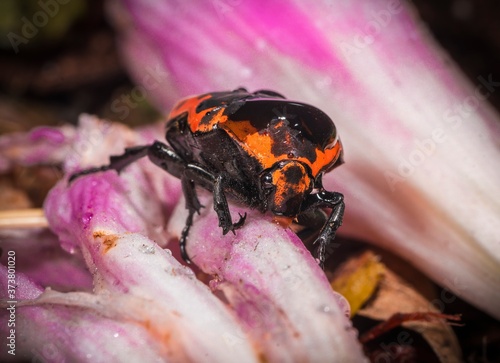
top-left (300, 190), bottom-right (344, 269)
top-left (178, 168), bottom-right (246, 260)
top-left (214, 173), bottom-right (247, 235)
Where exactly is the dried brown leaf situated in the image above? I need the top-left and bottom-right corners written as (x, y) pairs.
top-left (359, 266), bottom-right (462, 363)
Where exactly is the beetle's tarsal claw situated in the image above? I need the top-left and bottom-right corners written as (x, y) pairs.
top-left (235, 213), bottom-right (247, 227)
top-left (195, 204), bottom-right (205, 215)
top-left (229, 212), bottom-right (247, 234)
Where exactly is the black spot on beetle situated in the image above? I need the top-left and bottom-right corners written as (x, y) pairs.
top-left (283, 164), bottom-right (304, 185)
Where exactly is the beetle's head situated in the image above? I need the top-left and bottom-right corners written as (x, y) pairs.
top-left (260, 160), bottom-right (313, 218)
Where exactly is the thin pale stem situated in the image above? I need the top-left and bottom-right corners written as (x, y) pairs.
top-left (0, 209), bottom-right (48, 229)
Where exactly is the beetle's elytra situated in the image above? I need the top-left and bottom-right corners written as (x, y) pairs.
top-left (70, 88), bottom-right (345, 268)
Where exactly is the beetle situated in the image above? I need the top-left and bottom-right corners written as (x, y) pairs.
top-left (70, 88), bottom-right (345, 268)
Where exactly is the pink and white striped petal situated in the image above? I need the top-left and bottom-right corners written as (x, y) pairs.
top-left (110, 0), bottom-right (500, 319)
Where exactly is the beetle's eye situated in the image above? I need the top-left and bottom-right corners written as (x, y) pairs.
top-left (261, 173), bottom-right (274, 188)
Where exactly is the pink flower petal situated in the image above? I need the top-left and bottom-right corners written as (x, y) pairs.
top-left (0, 230), bottom-right (92, 292)
top-left (1, 117), bottom-right (263, 361)
top-left (167, 194), bottom-right (365, 362)
top-left (0, 125), bottom-right (75, 172)
top-left (0, 267), bottom-right (172, 362)
top-left (111, 0), bottom-right (500, 319)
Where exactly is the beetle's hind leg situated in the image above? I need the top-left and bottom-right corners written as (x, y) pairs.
top-left (69, 145), bottom-right (151, 182)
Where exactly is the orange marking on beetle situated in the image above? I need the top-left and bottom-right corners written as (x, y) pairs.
top-left (270, 162), bottom-right (312, 214)
top-left (223, 119), bottom-right (342, 177)
top-left (195, 107), bottom-right (228, 133)
top-left (170, 93), bottom-right (343, 177)
top-left (272, 163), bottom-right (310, 201)
top-left (169, 94), bottom-right (212, 132)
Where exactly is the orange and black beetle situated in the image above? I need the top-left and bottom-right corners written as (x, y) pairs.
top-left (70, 88), bottom-right (345, 268)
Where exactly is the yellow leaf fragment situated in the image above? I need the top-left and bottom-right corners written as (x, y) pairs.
top-left (330, 251), bottom-right (385, 316)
